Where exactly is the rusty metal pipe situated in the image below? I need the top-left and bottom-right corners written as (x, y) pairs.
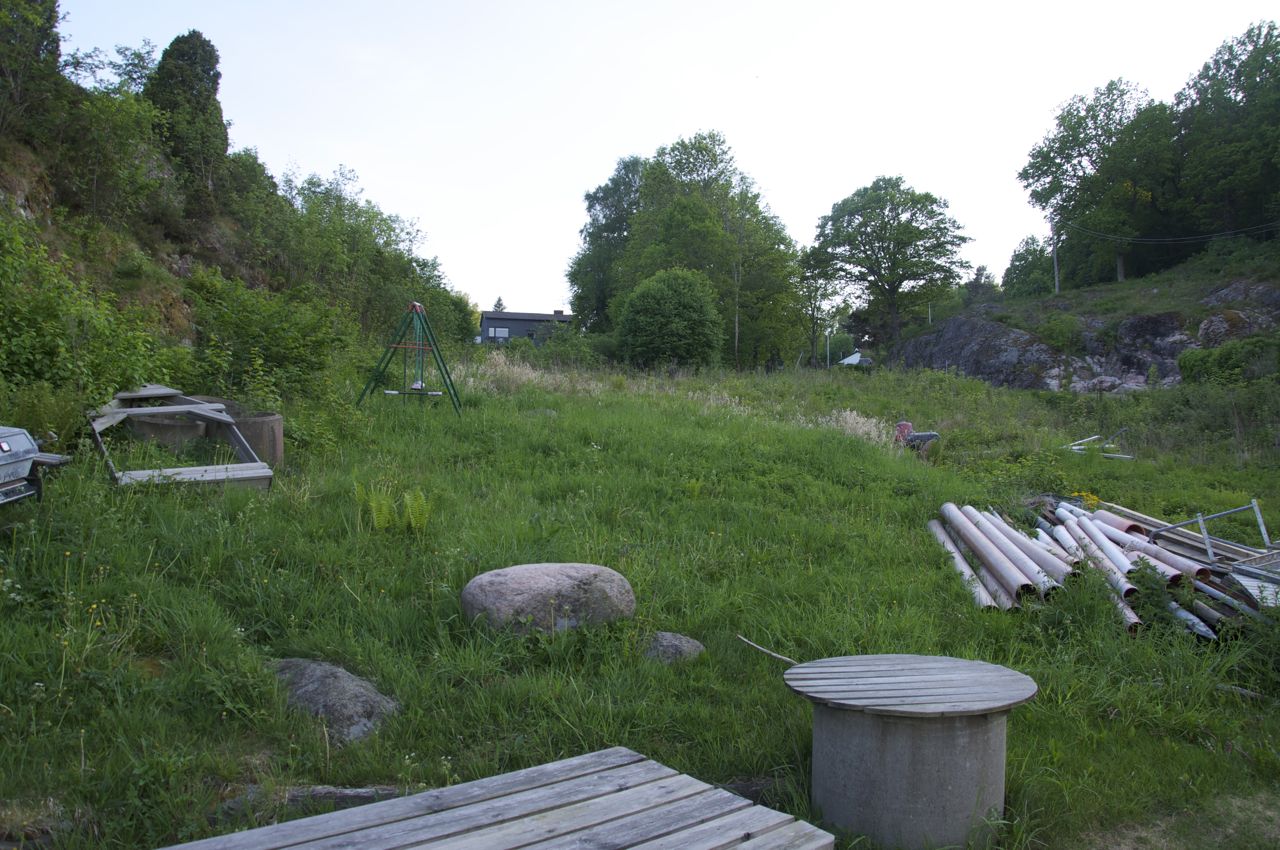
top-left (1193, 579), bottom-right (1263, 620)
top-left (1125, 550), bottom-right (1183, 584)
top-left (940, 503), bottom-right (1034, 600)
top-left (1059, 515), bottom-right (1138, 598)
top-left (1192, 600), bottom-right (1226, 628)
top-left (981, 511), bottom-right (1073, 583)
top-left (928, 520), bottom-right (999, 609)
top-left (1094, 522), bottom-right (1210, 580)
top-left (962, 505), bottom-right (1058, 596)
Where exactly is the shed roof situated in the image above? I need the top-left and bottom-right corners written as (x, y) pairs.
top-left (481, 311), bottom-right (573, 322)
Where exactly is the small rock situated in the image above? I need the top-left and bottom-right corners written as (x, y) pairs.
top-left (274, 659), bottom-right (398, 744)
top-left (644, 631), bottom-right (705, 664)
top-left (460, 563), bottom-right (635, 633)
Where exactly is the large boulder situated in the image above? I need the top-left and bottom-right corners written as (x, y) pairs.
top-left (461, 563), bottom-right (635, 633)
top-left (274, 659), bottom-right (399, 744)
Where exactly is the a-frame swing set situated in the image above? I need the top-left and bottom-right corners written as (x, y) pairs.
top-left (357, 302), bottom-right (461, 414)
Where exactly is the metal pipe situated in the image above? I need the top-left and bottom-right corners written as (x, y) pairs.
top-left (961, 505), bottom-right (1058, 596)
top-left (1191, 600), bottom-right (1226, 628)
top-left (940, 503), bottom-right (1034, 600)
top-left (1167, 602), bottom-right (1217, 640)
top-left (1059, 515), bottom-right (1137, 597)
top-left (982, 511), bottom-right (1073, 583)
top-left (1093, 523), bottom-right (1211, 580)
top-left (1125, 551), bottom-right (1182, 584)
top-left (927, 520), bottom-right (998, 609)
top-left (1193, 579), bottom-right (1263, 620)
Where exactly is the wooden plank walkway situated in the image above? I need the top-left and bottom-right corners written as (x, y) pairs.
top-left (159, 747), bottom-right (832, 850)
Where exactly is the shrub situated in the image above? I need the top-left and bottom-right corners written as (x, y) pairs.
top-left (1178, 332), bottom-right (1280, 385)
top-left (617, 268), bottom-right (722, 369)
top-left (0, 210), bottom-right (154, 408)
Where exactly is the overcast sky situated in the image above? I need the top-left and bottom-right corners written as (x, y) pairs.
top-left (61, 1), bottom-right (1275, 314)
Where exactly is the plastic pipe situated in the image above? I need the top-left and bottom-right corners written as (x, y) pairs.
top-left (1112, 593), bottom-right (1142, 633)
top-left (1051, 525), bottom-right (1086, 562)
top-left (928, 520), bottom-right (999, 609)
top-left (981, 511), bottom-right (1073, 583)
top-left (1035, 528), bottom-right (1073, 562)
top-left (1076, 515), bottom-right (1138, 576)
top-left (962, 505), bottom-right (1058, 596)
top-left (940, 503), bottom-right (1035, 600)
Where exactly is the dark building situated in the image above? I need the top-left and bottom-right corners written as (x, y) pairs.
top-left (478, 310), bottom-right (573, 344)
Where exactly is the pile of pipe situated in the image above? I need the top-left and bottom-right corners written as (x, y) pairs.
top-left (929, 501), bottom-right (1266, 639)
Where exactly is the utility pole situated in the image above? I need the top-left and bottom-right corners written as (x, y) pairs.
top-left (1051, 218), bottom-right (1060, 295)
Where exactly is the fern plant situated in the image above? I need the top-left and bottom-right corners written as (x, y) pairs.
top-left (403, 490), bottom-right (431, 534)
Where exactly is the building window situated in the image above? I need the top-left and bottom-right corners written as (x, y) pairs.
top-left (488, 327), bottom-right (509, 339)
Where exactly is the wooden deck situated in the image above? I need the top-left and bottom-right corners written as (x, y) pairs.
top-left (159, 747), bottom-right (832, 850)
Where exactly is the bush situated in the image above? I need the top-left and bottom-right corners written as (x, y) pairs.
top-left (1178, 332), bottom-right (1280, 385)
top-left (617, 268), bottom-right (722, 369)
top-left (0, 210), bottom-right (155, 408)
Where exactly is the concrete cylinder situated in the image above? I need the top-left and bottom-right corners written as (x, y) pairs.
top-left (811, 705), bottom-right (1007, 849)
top-left (235, 412), bottom-right (284, 468)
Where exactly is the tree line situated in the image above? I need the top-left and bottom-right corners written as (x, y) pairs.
top-left (1007, 21), bottom-right (1280, 293)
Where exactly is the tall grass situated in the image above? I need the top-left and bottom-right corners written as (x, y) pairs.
top-left (1, 359), bottom-right (1278, 848)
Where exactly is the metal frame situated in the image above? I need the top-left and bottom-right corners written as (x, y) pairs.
top-left (357, 302), bottom-right (461, 414)
top-left (88, 384), bottom-right (272, 489)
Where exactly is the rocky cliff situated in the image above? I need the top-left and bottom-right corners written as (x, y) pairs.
top-left (890, 281), bottom-right (1279, 392)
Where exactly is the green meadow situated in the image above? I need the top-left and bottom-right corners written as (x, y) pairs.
top-left (2, 357), bottom-right (1279, 848)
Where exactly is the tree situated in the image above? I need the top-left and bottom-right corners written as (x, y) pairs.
top-left (617, 268), bottom-right (722, 368)
top-left (963, 265), bottom-right (999, 305)
top-left (492, 297), bottom-right (505, 312)
top-left (1001, 236), bottom-right (1054, 296)
top-left (815, 176), bottom-right (968, 342)
top-left (0, 0), bottom-right (61, 139)
top-left (567, 156), bottom-right (643, 331)
top-left (143, 30), bottom-right (228, 217)
top-left (796, 246), bottom-right (846, 367)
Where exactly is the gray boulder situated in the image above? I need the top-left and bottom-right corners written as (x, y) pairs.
top-left (460, 563), bottom-right (635, 633)
top-left (644, 631), bottom-right (705, 664)
top-left (274, 659), bottom-right (398, 744)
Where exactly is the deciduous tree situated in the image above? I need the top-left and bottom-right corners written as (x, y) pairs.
top-left (815, 176), bottom-right (968, 342)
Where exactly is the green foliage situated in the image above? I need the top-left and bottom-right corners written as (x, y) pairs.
top-left (1178, 333), bottom-right (1280, 385)
top-left (0, 0), bottom-right (61, 140)
top-left (617, 268), bottom-right (722, 368)
top-left (0, 210), bottom-right (154, 409)
top-left (1002, 235), bottom-right (1054, 296)
top-left (142, 30), bottom-right (228, 219)
top-left (815, 176), bottom-right (969, 343)
top-left (185, 266), bottom-right (348, 399)
top-left (1036, 312), bottom-right (1085, 354)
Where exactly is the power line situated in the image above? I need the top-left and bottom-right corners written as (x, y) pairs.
top-left (1060, 218), bottom-right (1280, 244)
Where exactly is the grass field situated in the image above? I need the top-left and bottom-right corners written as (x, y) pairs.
top-left (2, 355), bottom-right (1279, 848)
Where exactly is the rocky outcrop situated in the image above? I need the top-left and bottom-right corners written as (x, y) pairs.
top-left (460, 563), bottom-right (636, 633)
top-left (894, 314), bottom-right (1191, 393)
top-left (274, 659), bottom-right (399, 744)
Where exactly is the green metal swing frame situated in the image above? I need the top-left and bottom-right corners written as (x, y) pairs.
top-left (356, 302), bottom-right (461, 414)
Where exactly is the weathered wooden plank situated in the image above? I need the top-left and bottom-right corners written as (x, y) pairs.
top-left (797, 685), bottom-right (1017, 701)
top-left (91, 412), bottom-right (128, 434)
top-left (734, 821), bottom-right (833, 850)
top-left (158, 748), bottom-right (646, 850)
top-left (518, 788), bottom-right (752, 850)
top-left (418, 773), bottom-right (709, 850)
top-left (117, 464), bottom-right (272, 485)
top-left (626, 806), bottom-right (793, 850)
top-left (293, 760), bottom-right (678, 850)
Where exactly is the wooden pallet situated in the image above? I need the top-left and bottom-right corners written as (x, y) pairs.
top-left (158, 747), bottom-right (833, 850)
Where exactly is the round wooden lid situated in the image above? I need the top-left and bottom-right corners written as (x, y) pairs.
top-left (784, 654), bottom-right (1037, 718)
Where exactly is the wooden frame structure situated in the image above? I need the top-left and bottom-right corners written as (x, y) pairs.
top-left (89, 384), bottom-right (273, 489)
